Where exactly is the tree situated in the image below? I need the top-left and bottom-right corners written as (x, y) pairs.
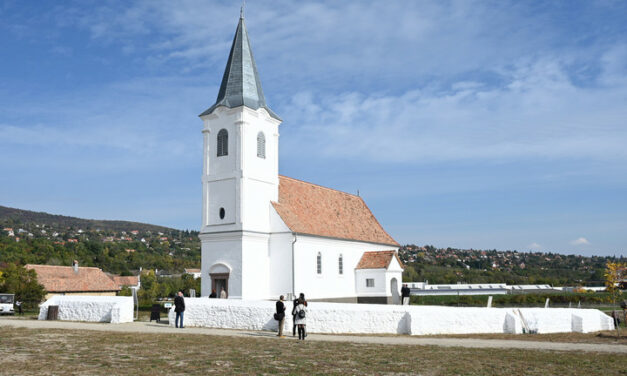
top-left (604, 261), bottom-right (626, 336)
top-left (0, 263), bottom-right (46, 308)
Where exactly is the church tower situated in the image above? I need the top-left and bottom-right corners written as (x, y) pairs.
top-left (199, 12), bottom-right (282, 299)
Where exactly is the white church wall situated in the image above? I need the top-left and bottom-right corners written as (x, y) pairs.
top-left (240, 179), bottom-right (276, 232)
top-left (355, 269), bottom-right (388, 297)
top-left (268, 232), bottom-right (294, 298)
top-left (206, 178), bottom-right (236, 225)
top-left (200, 232), bottom-right (243, 298)
top-left (241, 232), bottom-right (271, 299)
top-left (201, 108), bottom-right (238, 176)
top-left (168, 299), bottom-right (613, 335)
top-left (38, 295), bottom-right (133, 324)
top-left (293, 235), bottom-right (395, 300)
top-left (240, 107), bottom-right (280, 187)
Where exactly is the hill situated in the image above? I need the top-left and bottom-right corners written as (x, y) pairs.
top-left (0, 205), bottom-right (174, 233)
top-left (0, 206), bottom-right (200, 275)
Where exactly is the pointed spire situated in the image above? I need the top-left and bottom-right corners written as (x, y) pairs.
top-left (200, 12), bottom-right (280, 120)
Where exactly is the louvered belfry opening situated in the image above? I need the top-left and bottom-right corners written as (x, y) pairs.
top-left (217, 129), bottom-right (228, 156)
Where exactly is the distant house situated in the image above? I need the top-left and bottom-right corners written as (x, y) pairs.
top-left (184, 268), bottom-right (201, 279)
top-left (25, 261), bottom-right (120, 300)
top-left (108, 275), bottom-right (141, 290)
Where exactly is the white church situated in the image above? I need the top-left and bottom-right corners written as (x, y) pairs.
top-left (199, 13), bottom-right (403, 304)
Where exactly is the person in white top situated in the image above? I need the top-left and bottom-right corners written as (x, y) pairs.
top-left (293, 297), bottom-right (308, 340)
top-left (220, 288), bottom-right (227, 299)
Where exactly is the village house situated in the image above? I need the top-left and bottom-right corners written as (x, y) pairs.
top-left (26, 261), bottom-right (120, 300)
top-left (199, 13), bottom-right (402, 303)
top-left (184, 268), bottom-right (201, 279)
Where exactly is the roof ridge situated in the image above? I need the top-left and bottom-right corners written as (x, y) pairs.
top-left (26, 264), bottom-right (102, 270)
top-left (279, 175), bottom-right (361, 199)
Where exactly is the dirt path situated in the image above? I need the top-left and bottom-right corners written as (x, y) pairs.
top-left (2, 316), bottom-right (625, 354)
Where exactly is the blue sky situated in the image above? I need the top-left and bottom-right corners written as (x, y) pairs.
top-left (1, 0), bottom-right (626, 257)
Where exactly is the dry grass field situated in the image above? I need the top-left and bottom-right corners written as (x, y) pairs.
top-left (1, 327), bottom-right (626, 375)
top-left (428, 330), bottom-right (627, 345)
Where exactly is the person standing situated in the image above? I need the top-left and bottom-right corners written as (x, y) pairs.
top-left (174, 290), bottom-right (185, 328)
top-left (292, 295), bottom-right (299, 336)
top-left (209, 289), bottom-right (217, 298)
top-left (15, 300), bottom-right (23, 315)
top-left (220, 288), bottom-right (227, 299)
top-left (401, 284), bottom-right (411, 305)
top-left (293, 297), bottom-right (308, 340)
top-left (275, 295), bottom-right (286, 337)
top-left (292, 293), bottom-right (308, 337)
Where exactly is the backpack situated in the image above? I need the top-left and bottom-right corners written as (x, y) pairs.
top-left (298, 309), bottom-right (306, 319)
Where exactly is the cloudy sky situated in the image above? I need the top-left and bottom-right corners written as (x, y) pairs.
top-left (1, 0), bottom-right (626, 256)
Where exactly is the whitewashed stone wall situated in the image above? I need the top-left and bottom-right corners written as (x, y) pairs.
top-left (168, 298), bottom-right (613, 335)
top-left (38, 296), bottom-right (133, 324)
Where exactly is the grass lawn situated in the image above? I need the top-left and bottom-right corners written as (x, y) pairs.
top-left (1, 327), bottom-right (626, 375)
top-left (428, 330), bottom-right (627, 345)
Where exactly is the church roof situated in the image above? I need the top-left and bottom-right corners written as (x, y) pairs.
top-left (356, 251), bottom-right (404, 270)
top-left (200, 14), bottom-right (280, 120)
top-left (25, 264), bottom-right (120, 293)
top-left (272, 176), bottom-right (399, 246)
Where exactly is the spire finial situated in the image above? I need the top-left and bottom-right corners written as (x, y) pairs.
top-left (240, 1), bottom-right (245, 19)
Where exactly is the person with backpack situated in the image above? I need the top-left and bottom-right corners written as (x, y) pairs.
top-left (292, 293), bottom-right (308, 337)
top-left (275, 295), bottom-right (286, 337)
top-left (293, 297), bottom-right (308, 340)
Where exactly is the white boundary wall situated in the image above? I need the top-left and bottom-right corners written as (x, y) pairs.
top-left (169, 299), bottom-right (614, 335)
top-left (38, 296), bottom-right (134, 324)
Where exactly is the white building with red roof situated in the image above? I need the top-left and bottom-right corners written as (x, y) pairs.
top-left (26, 261), bottom-right (120, 300)
top-left (199, 13), bottom-right (402, 303)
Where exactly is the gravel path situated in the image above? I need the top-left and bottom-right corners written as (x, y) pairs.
top-left (2, 316), bottom-right (625, 354)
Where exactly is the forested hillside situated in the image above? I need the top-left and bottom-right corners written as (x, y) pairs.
top-left (0, 206), bottom-right (199, 275)
top-left (1, 206), bottom-right (624, 286)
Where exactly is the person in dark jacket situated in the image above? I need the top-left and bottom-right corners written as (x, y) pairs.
top-left (174, 290), bottom-right (185, 328)
top-left (275, 295), bottom-right (286, 337)
top-left (401, 284), bottom-right (411, 305)
top-left (209, 289), bottom-right (217, 298)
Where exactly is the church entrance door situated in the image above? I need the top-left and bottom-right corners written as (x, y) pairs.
top-left (390, 278), bottom-right (400, 304)
top-left (210, 273), bottom-right (229, 298)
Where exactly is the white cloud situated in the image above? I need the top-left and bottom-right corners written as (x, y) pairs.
top-left (570, 237), bottom-right (590, 246)
top-left (528, 242), bottom-right (542, 250)
top-left (279, 56), bottom-right (627, 164)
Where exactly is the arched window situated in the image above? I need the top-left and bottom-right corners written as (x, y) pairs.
top-left (256, 132), bottom-right (266, 159)
top-left (217, 129), bottom-right (228, 157)
top-left (338, 254), bottom-right (343, 275)
top-left (316, 252), bottom-right (322, 274)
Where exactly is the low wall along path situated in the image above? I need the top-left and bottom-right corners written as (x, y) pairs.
top-left (168, 298), bottom-right (614, 335)
top-left (38, 296), bottom-right (134, 324)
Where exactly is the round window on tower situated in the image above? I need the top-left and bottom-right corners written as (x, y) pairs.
top-left (219, 207), bottom-right (225, 220)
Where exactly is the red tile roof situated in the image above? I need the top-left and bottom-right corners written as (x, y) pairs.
top-left (109, 275), bottom-right (139, 289)
top-left (356, 251), bottom-right (404, 270)
top-left (25, 264), bottom-right (120, 293)
top-left (272, 176), bottom-right (399, 246)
